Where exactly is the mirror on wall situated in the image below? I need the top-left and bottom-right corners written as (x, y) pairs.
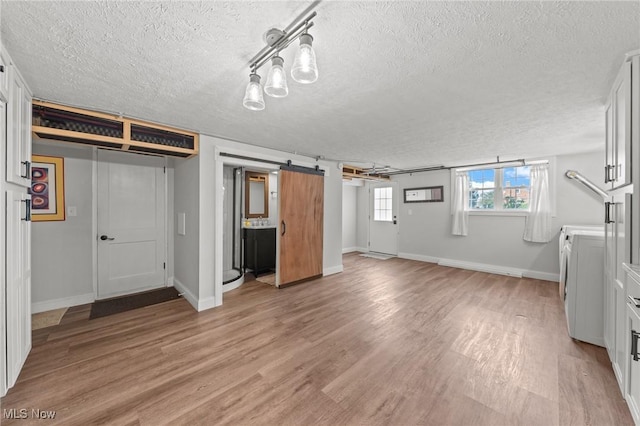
top-left (245, 171), bottom-right (269, 218)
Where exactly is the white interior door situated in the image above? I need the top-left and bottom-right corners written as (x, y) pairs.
top-left (369, 182), bottom-right (399, 255)
top-left (97, 150), bottom-right (166, 299)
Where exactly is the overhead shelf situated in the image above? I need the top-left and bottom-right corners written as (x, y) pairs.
top-left (342, 164), bottom-right (389, 181)
top-left (32, 100), bottom-right (199, 158)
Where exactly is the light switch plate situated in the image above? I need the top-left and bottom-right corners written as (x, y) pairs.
top-left (178, 213), bottom-right (186, 236)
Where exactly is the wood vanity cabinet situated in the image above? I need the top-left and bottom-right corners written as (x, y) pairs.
top-left (243, 228), bottom-right (276, 277)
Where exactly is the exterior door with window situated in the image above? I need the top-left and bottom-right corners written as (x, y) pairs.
top-left (97, 150), bottom-right (166, 299)
top-left (369, 182), bottom-right (398, 255)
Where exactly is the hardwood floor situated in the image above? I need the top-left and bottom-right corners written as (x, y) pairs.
top-left (1, 253), bottom-right (633, 425)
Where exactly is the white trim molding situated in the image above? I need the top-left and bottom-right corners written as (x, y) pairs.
top-left (342, 247), bottom-right (358, 254)
top-left (324, 265), bottom-right (344, 276)
top-left (397, 252), bottom-right (559, 282)
top-left (522, 270), bottom-right (560, 282)
top-left (398, 252), bottom-right (439, 264)
top-left (173, 278), bottom-right (198, 312)
top-left (32, 293), bottom-right (95, 314)
top-left (438, 258), bottom-right (523, 277)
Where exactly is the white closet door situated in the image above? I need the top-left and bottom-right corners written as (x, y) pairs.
top-left (97, 150), bottom-right (166, 299)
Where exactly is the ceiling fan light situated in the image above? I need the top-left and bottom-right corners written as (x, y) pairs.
top-left (264, 56), bottom-right (289, 98)
top-left (291, 33), bottom-right (318, 84)
top-left (243, 73), bottom-right (265, 111)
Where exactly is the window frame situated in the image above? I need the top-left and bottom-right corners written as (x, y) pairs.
top-left (373, 186), bottom-right (393, 222)
top-left (451, 158), bottom-right (555, 217)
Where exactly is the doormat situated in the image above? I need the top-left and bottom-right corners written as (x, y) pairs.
top-left (256, 273), bottom-right (276, 286)
top-left (360, 252), bottom-right (395, 260)
top-left (90, 287), bottom-right (180, 319)
top-left (32, 308), bottom-right (68, 330)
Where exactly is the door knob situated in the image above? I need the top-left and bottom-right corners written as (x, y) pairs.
top-left (100, 235), bottom-right (115, 241)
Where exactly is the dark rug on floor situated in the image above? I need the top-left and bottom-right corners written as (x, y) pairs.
top-left (89, 287), bottom-right (180, 319)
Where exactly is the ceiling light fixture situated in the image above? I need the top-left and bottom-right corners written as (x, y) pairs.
top-left (242, 69), bottom-right (265, 111)
top-left (243, 11), bottom-right (318, 110)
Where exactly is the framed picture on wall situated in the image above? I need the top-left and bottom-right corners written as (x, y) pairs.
top-left (30, 155), bottom-right (65, 222)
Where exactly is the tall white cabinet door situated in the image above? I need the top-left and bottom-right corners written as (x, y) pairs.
top-left (626, 303), bottom-right (640, 424)
top-left (6, 70), bottom-right (31, 188)
top-left (97, 150), bottom-right (166, 299)
top-left (0, 49), bottom-right (9, 102)
top-left (5, 189), bottom-right (31, 388)
top-left (0, 100), bottom-right (6, 397)
top-left (612, 61), bottom-right (632, 187)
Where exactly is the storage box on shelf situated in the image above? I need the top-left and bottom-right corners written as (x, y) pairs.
top-left (31, 100), bottom-right (199, 158)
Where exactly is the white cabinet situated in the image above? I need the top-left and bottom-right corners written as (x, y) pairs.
top-left (5, 189), bottom-right (31, 389)
top-left (605, 60), bottom-right (632, 187)
top-left (0, 49), bottom-right (9, 102)
top-left (1, 45), bottom-right (32, 397)
top-left (626, 270), bottom-right (640, 424)
top-left (604, 51), bottom-right (640, 421)
top-left (6, 66), bottom-right (32, 188)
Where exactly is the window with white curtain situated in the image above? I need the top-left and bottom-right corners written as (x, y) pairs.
top-left (467, 166), bottom-right (532, 211)
top-left (373, 187), bottom-right (393, 221)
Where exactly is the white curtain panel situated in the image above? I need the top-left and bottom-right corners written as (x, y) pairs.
top-left (523, 164), bottom-right (552, 243)
top-left (451, 171), bottom-right (469, 236)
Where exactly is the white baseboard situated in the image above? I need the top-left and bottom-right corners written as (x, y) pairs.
top-left (523, 270), bottom-right (560, 282)
top-left (173, 278), bottom-right (198, 311)
top-left (198, 297), bottom-right (218, 311)
top-left (173, 278), bottom-right (218, 312)
top-left (438, 258), bottom-right (524, 278)
top-left (32, 293), bottom-right (95, 314)
top-left (356, 247), bottom-right (368, 253)
top-left (342, 247), bottom-right (358, 254)
top-left (398, 252), bottom-right (439, 264)
top-left (396, 252), bottom-right (558, 282)
top-left (323, 265), bottom-right (344, 276)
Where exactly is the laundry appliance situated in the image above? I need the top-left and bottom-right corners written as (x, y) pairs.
top-left (561, 227), bottom-right (605, 347)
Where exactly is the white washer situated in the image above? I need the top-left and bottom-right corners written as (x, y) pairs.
top-left (559, 224), bottom-right (603, 298)
top-left (563, 230), bottom-right (605, 347)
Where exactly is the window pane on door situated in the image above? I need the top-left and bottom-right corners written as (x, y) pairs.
top-left (374, 187), bottom-right (393, 222)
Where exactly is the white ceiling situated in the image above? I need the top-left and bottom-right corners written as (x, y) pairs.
top-left (2, 1), bottom-right (639, 170)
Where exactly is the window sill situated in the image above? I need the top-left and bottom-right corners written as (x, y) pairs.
top-left (468, 209), bottom-right (529, 217)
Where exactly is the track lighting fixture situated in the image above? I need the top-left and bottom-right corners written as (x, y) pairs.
top-left (242, 70), bottom-right (265, 111)
top-left (243, 11), bottom-right (318, 110)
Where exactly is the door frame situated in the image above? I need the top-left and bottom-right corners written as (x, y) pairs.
top-left (91, 148), bottom-right (169, 299)
top-left (368, 180), bottom-right (399, 255)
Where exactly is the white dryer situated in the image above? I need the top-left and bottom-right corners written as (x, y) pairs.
top-left (563, 230), bottom-right (605, 347)
top-left (559, 224), bottom-right (603, 298)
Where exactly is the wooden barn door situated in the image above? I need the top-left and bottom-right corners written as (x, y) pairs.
top-left (278, 167), bottom-right (324, 286)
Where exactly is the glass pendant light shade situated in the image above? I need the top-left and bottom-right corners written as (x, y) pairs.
top-left (264, 56), bottom-right (289, 98)
top-left (243, 73), bottom-right (265, 111)
top-left (291, 33), bottom-right (318, 84)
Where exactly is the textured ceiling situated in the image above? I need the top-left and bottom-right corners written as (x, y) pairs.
top-left (2, 1), bottom-right (639, 169)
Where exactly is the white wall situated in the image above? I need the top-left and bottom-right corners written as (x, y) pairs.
top-left (173, 154), bottom-right (200, 301)
top-left (323, 165), bottom-right (344, 275)
top-left (356, 151), bottom-right (604, 280)
top-left (31, 142), bottom-right (94, 312)
top-left (342, 183), bottom-right (357, 252)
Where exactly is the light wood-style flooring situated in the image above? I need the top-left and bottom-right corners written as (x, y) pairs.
top-left (1, 253), bottom-right (633, 425)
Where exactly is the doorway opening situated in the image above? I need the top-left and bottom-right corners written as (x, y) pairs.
top-left (222, 166), bottom-right (243, 286)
